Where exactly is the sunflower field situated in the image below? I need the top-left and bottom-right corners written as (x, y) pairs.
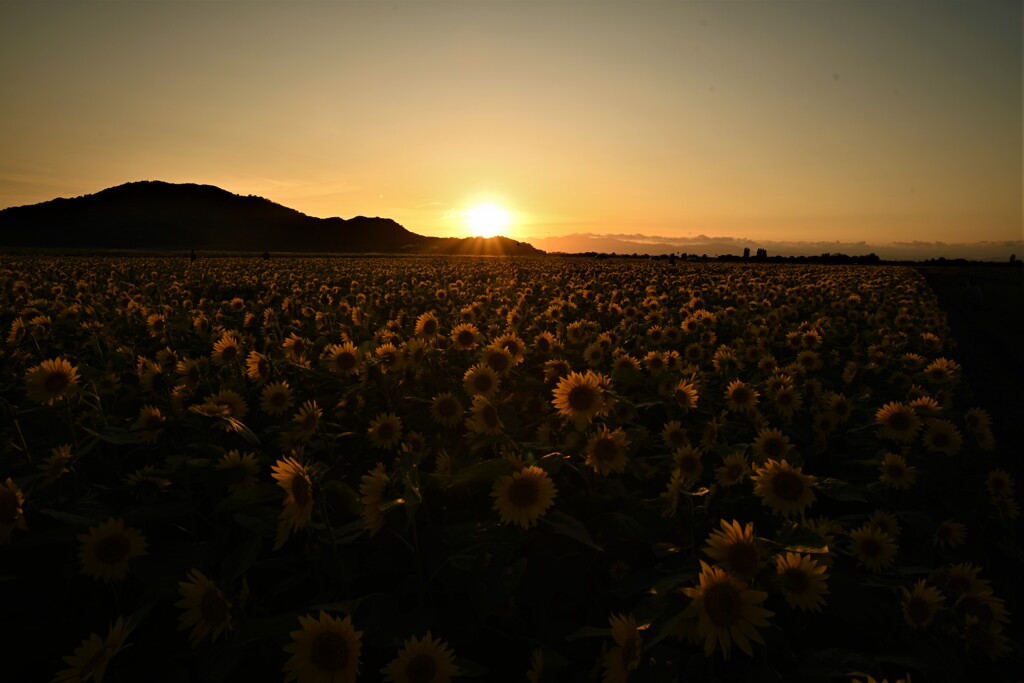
top-left (1, 255), bottom-right (1020, 682)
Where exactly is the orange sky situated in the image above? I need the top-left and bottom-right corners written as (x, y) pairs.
top-left (0, 1), bottom-right (1020, 248)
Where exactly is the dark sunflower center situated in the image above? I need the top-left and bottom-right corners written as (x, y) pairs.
top-left (45, 372), bottom-right (70, 394)
top-left (885, 464), bottom-right (906, 479)
top-left (472, 373), bottom-right (494, 393)
top-left (487, 352), bottom-right (509, 373)
top-left (0, 490), bottom-right (19, 523)
top-left (270, 391), bottom-right (288, 407)
top-left (888, 412), bottom-right (912, 432)
top-left (507, 478), bottom-right (540, 508)
top-left (95, 534), bottom-right (131, 565)
top-left (567, 385), bottom-right (597, 412)
top-left (310, 631), bottom-right (349, 672)
top-left (931, 432), bottom-right (950, 448)
top-left (727, 543), bottom-right (759, 578)
top-left (906, 596), bottom-right (931, 624)
top-left (457, 330), bottom-right (475, 346)
top-left (783, 566), bottom-right (810, 592)
top-left (405, 653), bottom-right (437, 683)
top-left (725, 464), bottom-right (742, 480)
top-left (679, 455), bottom-right (700, 475)
top-left (421, 319), bottom-right (437, 336)
top-left (536, 337), bottom-right (550, 352)
top-left (291, 475), bottom-right (311, 506)
top-left (731, 387), bottom-right (751, 404)
top-left (763, 438), bottom-right (784, 458)
top-left (860, 537), bottom-right (882, 558)
top-left (201, 589), bottom-right (229, 625)
top-left (377, 423), bottom-right (396, 442)
top-left (592, 438), bottom-right (618, 462)
top-left (482, 405), bottom-right (499, 428)
top-left (946, 575), bottom-right (969, 594)
top-left (336, 352), bottom-right (356, 370)
top-left (771, 470), bottom-right (804, 501)
top-left (220, 346), bottom-right (238, 362)
top-left (438, 399), bottom-right (458, 418)
top-left (704, 582), bottom-right (741, 627)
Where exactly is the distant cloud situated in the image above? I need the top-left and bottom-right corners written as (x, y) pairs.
top-left (525, 232), bottom-right (1024, 261)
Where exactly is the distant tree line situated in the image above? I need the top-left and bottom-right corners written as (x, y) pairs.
top-left (557, 250), bottom-right (1023, 267)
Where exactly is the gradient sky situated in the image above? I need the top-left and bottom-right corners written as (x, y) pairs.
top-left (1, 0), bottom-right (1020, 247)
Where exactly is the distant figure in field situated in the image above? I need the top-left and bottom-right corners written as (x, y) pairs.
top-left (262, 251), bottom-right (271, 261)
top-left (961, 279), bottom-right (985, 310)
top-left (190, 248), bottom-right (197, 262)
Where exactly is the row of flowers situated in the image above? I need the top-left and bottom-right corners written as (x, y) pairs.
top-left (0, 255), bottom-right (1018, 682)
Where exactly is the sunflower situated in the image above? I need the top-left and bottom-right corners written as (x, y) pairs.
top-left (465, 396), bottom-right (504, 436)
top-left (916, 416), bottom-right (961, 455)
top-left (643, 351), bottom-right (666, 375)
top-left (985, 469), bottom-right (1014, 499)
top-left (878, 453), bottom-right (917, 490)
top-left (77, 518), bottom-right (147, 582)
top-left (552, 371), bottom-right (610, 426)
top-left (715, 452), bottom-right (750, 487)
top-left (451, 323), bottom-right (480, 351)
top-left (491, 465), bottom-right (557, 529)
top-left (430, 392), bottom-right (465, 428)
top-left (381, 631), bottom-right (461, 683)
top-left (703, 519), bottom-right (763, 582)
top-left (245, 350), bottom-right (271, 382)
top-left (584, 341), bottom-right (606, 367)
top-left (0, 478), bottom-right (27, 542)
top-left (374, 342), bottom-right (403, 374)
top-left (848, 524), bottom-right (897, 573)
top-left (672, 444), bottom-right (704, 482)
top-left (681, 561), bottom-right (774, 659)
top-left (176, 569), bottom-right (232, 646)
top-left (923, 357), bottom-right (959, 385)
top-left (368, 412), bottom-right (404, 450)
top-left (260, 380), bottom-right (294, 416)
top-left (132, 405), bottom-right (165, 443)
top-left (774, 552), bottom-right (829, 612)
top-left (875, 402), bottom-right (920, 442)
top-left (772, 386), bottom-right (802, 419)
top-left (284, 611), bottom-right (363, 683)
top-left (463, 363), bottom-right (500, 398)
top-left (52, 616), bottom-right (133, 683)
top-left (602, 613), bottom-right (643, 683)
top-left (272, 457), bottom-right (314, 550)
top-left (661, 420), bottom-right (689, 450)
top-left (282, 333), bottom-right (310, 363)
top-left (585, 425), bottom-right (630, 476)
top-left (216, 450), bottom-right (261, 492)
top-left (673, 380), bottom-right (699, 412)
top-left (211, 333), bottom-right (242, 366)
top-left (39, 444), bottom-right (74, 485)
top-left (318, 342), bottom-right (359, 377)
top-left (901, 579), bottom-right (944, 629)
top-left (751, 427), bottom-right (791, 462)
top-left (751, 459), bottom-right (816, 518)
top-left (930, 519), bottom-right (966, 549)
top-left (481, 346), bottom-right (515, 376)
top-left (360, 463), bottom-right (403, 536)
top-left (414, 311), bottom-right (441, 339)
top-left (493, 332), bottom-right (527, 363)
top-left (24, 357), bottom-right (80, 404)
top-left (292, 400), bottom-right (323, 440)
top-left (725, 379), bottom-right (759, 413)
top-left (199, 389), bottom-right (249, 431)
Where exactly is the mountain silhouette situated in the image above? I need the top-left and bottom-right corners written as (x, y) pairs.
top-left (0, 181), bottom-right (543, 256)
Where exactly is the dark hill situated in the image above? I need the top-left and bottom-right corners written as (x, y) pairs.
top-left (0, 181), bottom-right (543, 256)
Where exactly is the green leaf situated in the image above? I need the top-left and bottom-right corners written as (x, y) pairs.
top-left (216, 483), bottom-right (282, 515)
top-left (80, 426), bottom-right (141, 445)
top-left (221, 535), bottom-right (262, 581)
top-left (540, 510), bottom-right (602, 551)
top-left (445, 458), bottom-right (513, 489)
top-left (816, 477), bottom-right (867, 503)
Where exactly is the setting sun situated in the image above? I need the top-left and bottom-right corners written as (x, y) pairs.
top-left (464, 203), bottom-right (511, 238)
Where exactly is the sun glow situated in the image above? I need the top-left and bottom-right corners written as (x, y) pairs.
top-left (464, 203), bottom-right (511, 238)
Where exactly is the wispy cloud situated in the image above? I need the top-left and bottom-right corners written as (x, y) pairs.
top-left (525, 232), bottom-right (1024, 261)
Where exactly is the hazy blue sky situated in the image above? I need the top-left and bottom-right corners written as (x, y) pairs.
top-left (1, 0), bottom-right (1020, 248)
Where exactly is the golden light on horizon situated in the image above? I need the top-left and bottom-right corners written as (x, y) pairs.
top-left (464, 203), bottom-right (511, 239)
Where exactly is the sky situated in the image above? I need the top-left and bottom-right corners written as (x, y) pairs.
top-left (1, 0), bottom-right (1021, 256)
